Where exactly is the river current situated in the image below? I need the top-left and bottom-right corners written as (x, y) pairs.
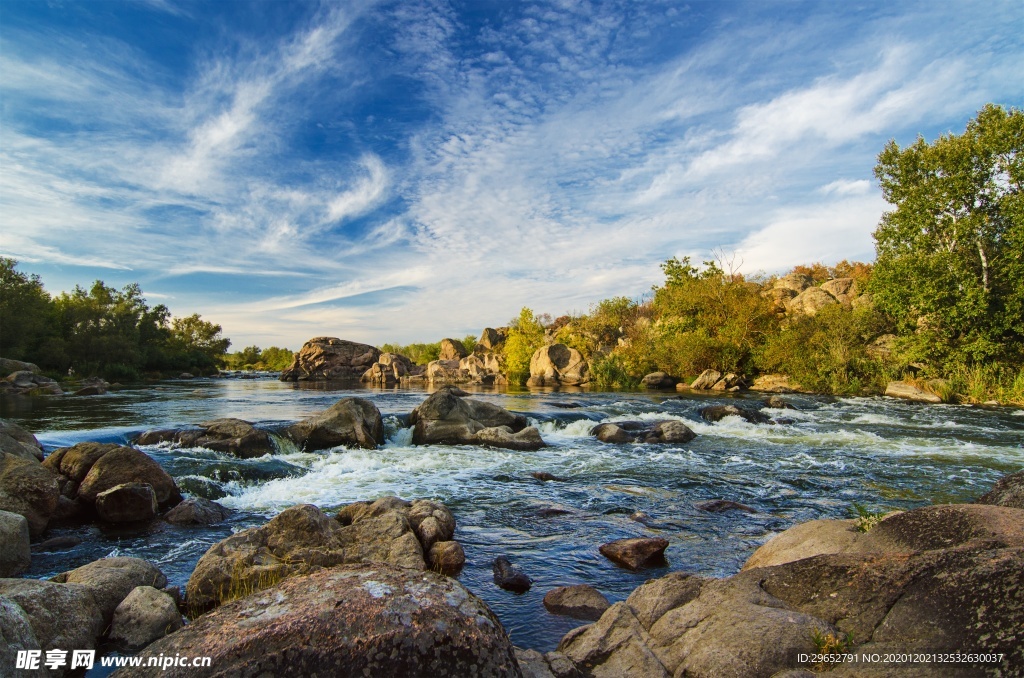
top-left (3, 378), bottom-right (1023, 655)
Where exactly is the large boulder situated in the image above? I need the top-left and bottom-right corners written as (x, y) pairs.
top-left (119, 564), bottom-right (522, 678)
top-left (43, 442), bottom-right (181, 508)
top-left (285, 397), bottom-right (384, 450)
top-left (0, 419), bottom-right (44, 462)
top-left (476, 327), bottom-right (508, 352)
top-left (641, 372), bottom-right (677, 389)
top-left (544, 585), bottom-right (610, 621)
top-left (559, 503), bottom-right (1024, 677)
top-left (977, 470), bottom-right (1024, 509)
top-left (786, 286), bottom-right (837, 316)
top-left (279, 337), bottom-right (380, 381)
top-left (163, 497), bottom-right (231, 525)
top-left (137, 418), bottom-right (275, 458)
top-left (689, 369), bottom-right (721, 390)
top-left (599, 538), bottom-right (669, 570)
top-left (0, 579), bottom-right (106, 654)
top-left (528, 344), bottom-right (590, 387)
top-left (186, 499), bottom-right (453, 612)
top-left (0, 509), bottom-right (31, 576)
top-left (425, 358), bottom-right (471, 384)
top-left (749, 374), bottom-right (800, 393)
top-left (460, 353), bottom-right (506, 385)
top-left (0, 357), bottom-right (40, 376)
top-left (108, 586), bottom-right (183, 650)
top-left (361, 352), bottom-right (413, 386)
top-left (2, 370), bottom-right (62, 396)
top-left (699, 404), bottom-right (770, 425)
top-left (773, 273), bottom-right (813, 294)
top-left (0, 596), bottom-right (42, 677)
top-left (761, 287), bottom-right (797, 314)
top-left (884, 380), bottom-right (942, 403)
top-left (52, 557), bottom-right (168, 628)
top-left (820, 277), bottom-right (858, 305)
top-left (440, 338), bottom-right (470, 361)
top-left (409, 387), bottom-right (544, 450)
top-left (0, 451), bottom-right (60, 536)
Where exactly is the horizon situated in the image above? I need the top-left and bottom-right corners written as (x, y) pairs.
top-left (2, 0), bottom-right (1022, 349)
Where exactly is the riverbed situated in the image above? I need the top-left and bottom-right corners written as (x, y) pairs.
top-left (3, 378), bottom-right (1022, 654)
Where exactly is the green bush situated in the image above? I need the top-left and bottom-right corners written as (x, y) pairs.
top-left (502, 308), bottom-right (545, 385)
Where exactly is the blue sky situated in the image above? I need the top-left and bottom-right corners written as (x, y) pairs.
top-left (2, 0), bottom-right (1022, 350)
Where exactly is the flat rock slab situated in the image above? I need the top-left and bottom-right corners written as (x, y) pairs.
top-left (543, 585), bottom-right (610, 621)
top-left (599, 537), bottom-right (669, 570)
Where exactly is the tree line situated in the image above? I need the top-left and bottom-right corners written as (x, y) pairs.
top-left (0, 261), bottom-right (232, 381)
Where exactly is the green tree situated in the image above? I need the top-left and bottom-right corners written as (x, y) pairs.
top-left (871, 104), bottom-right (1024, 366)
top-left (259, 346), bottom-right (295, 370)
top-left (0, 258), bottom-right (53, 362)
top-left (169, 313), bottom-right (231, 370)
top-left (502, 307), bottom-right (545, 384)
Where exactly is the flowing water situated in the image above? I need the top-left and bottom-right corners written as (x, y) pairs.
top-left (3, 378), bottom-right (1023, 655)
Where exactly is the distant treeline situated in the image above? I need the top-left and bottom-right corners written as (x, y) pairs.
top-left (0, 258), bottom-right (233, 381)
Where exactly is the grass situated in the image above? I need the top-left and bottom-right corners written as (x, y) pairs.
top-left (851, 503), bottom-right (889, 533)
top-left (810, 629), bottom-right (854, 671)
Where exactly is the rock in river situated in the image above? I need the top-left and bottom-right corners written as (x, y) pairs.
top-left (118, 564), bottom-right (522, 678)
top-left (543, 585), bottom-right (610, 621)
top-left (279, 337), bottom-right (380, 381)
top-left (493, 556), bottom-right (532, 593)
top-left (599, 537), bottom-right (669, 570)
top-left (284, 396), bottom-right (384, 450)
top-left (409, 386), bottom-right (545, 451)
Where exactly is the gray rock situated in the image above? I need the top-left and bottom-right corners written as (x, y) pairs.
top-left (0, 419), bottom-right (44, 461)
top-left (641, 372), bottom-right (677, 389)
top-left (285, 397), bottom-right (384, 450)
top-left (977, 470), bottom-right (1024, 509)
top-left (117, 564), bottom-right (522, 678)
top-left (279, 337), bottom-right (380, 381)
top-left (884, 381), bottom-right (942, 403)
top-left (689, 369), bottom-right (722, 390)
top-left (410, 387), bottom-right (541, 450)
top-left (0, 451), bottom-right (60, 536)
top-left (528, 344), bottom-right (590, 387)
top-left (591, 420), bottom-right (695, 445)
top-left (0, 579), bottom-right (105, 653)
top-left (52, 557), bottom-right (168, 628)
top-left (0, 509), bottom-right (31, 576)
top-left (786, 286), bottom-right (837, 316)
top-left (163, 497), bottom-right (231, 525)
top-left (109, 586), bottom-right (183, 650)
top-left (0, 596), bottom-right (43, 677)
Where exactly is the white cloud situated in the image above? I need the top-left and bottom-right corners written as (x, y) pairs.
top-left (326, 155), bottom-right (389, 223)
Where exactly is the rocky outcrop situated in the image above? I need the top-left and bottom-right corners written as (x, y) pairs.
top-left (52, 557), bottom-right (168, 628)
top-left (689, 369), bottom-right (721, 390)
top-left (163, 497), bottom-right (231, 525)
top-left (0, 419), bottom-right (44, 462)
top-left (528, 344), bottom-right (590, 387)
top-left (1, 370), bottom-right (62, 396)
top-left (284, 397), bottom-right (384, 450)
top-left (710, 372), bottom-right (745, 391)
top-left (108, 586), bottom-right (183, 650)
top-left (43, 443), bottom-right (181, 517)
top-left (121, 564), bottom-right (522, 678)
top-left (544, 585), bottom-right (610, 621)
top-left (279, 337), bottom-right (380, 381)
top-left (515, 648), bottom-right (579, 678)
top-left (361, 352), bottom-right (414, 386)
top-left (137, 418), bottom-right (275, 458)
top-left (977, 470), bottom-right (1024, 509)
top-left (699, 404), bottom-right (770, 425)
top-left (641, 372), bottom-right (677, 389)
top-left (749, 373), bottom-right (800, 392)
top-left (591, 421), bottom-right (695, 445)
top-left (409, 387), bottom-right (544, 450)
top-left (820, 277), bottom-right (858, 305)
top-left (0, 450), bottom-right (60, 536)
top-left (424, 352), bottom-right (506, 386)
top-left (773, 273), bottom-right (813, 294)
top-left (187, 498), bottom-right (458, 612)
top-left (884, 380), bottom-right (942, 403)
top-left (599, 538), bottom-right (669, 570)
top-left (476, 327), bottom-right (508, 352)
top-left (0, 357), bottom-right (40, 376)
top-left (786, 286), bottom-right (837, 316)
top-left (0, 509), bottom-right (31, 576)
top-left (559, 502), bottom-right (1024, 677)
top-left (440, 338), bottom-right (470, 361)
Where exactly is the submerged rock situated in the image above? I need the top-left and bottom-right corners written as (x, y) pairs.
top-left (137, 418), bottom-right (275, 458)
top-left (599, 537), bottom-right (669, 570)
top-left (409, 386), bottom-right (544, 451)
top-left (591, 420), bottom-right (696, 445)
top-left (119, 564), bottom-right (522, 678)
top-left (493, 556), bottom-right (532, 593)
top-left (543, 585), bottom-right (610, 621)
top-left (696, 499), bottom-right (756, 514)
top-left (698, 404), bottom-right (770, 425)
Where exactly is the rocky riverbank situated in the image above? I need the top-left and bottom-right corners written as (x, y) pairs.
top-left (2, 389), bottom-right (1022, 676)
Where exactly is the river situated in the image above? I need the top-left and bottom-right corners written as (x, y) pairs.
top-left (3, 378), bottom-right (1022, 656)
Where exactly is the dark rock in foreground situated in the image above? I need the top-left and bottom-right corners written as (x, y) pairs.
top-left (0, 509), bottom-right (31, 576)
top-left (493, 556), bottom-right (532, 593)
top-left (977, 469), bottom-right (1024, 509)
top-left (43, 442), bottom-right (182, 509)
top-left (137, 418), bottom-right (275, 458)
top-left (116, 564), bottom-right (522, 678)
top-left (599, 537), bottom-right (669, 570)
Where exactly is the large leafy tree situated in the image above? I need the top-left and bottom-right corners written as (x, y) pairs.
top-left (871, 104), bottom-right (1024, 365)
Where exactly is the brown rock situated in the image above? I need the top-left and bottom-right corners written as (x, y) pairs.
top-left (696, 499), bottom-right (756, 513)
top-left (0, 509), bottom-right (31, 576)
top-left (0, 451), bottom-right (60, 536)
top-left (821, 277), bottom-right (858, 305)
top-left (786, 286), bottom-right (838, 316)
top-left (699, 404), bottom-right (770, 424)
top-left (0, 596), bottom-right (42, 678)
top-left (591, 420), bottom-right (695, 445)
top-left (977, 470), bottom-right (1024, 509)
top-left (884, 380), bottom-right (942, 403)
top-left (689, 369), bottom-right (721, 390)
top-left (557, 602), bottom-right (669, 677)
top-left (53, 557), bottom-right (168, 628)
top-left (749, 374), bottom-right (800, 393)
top-left (279, 337), bottom-right (381, 381)
top-left (163, 497), bottom-right (231, 525)
top-left (122, 565), bottom-right (521, 678)
top-left (493, 556), bottom-right (532, 593)
top-left (599, 537), bottom-right (669, 570)
top-left (109, 585), bottom-right (183, 650)
top-left (361, 352), bottom-right (412, 385)
top-left (0, 579), bottom-right (106, 654)
top-left (64, 444), bottom-right (181, 507)
top-left (773, 273), bottom-right (813, 293)
top-left (439, 338), bottom-right (470, 361)
top-left (409, 386), bottom-right (536, 449)
top-left (0, 419), bottom-right (44, 462)
top-left (95, 482), bottom-right (159, 523)
top-left (476, 327), bottom-right (508, 352)
top-left (429, 540), bottom-right (466, 575)
top-left (285, 396), bottom-right (384, 450)
top-left (543, 585), bottom-right (610, 621)
top-left (641, 372), bottom-right (677, 389)
top-left (528, 344), bottom-right (590, 386)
